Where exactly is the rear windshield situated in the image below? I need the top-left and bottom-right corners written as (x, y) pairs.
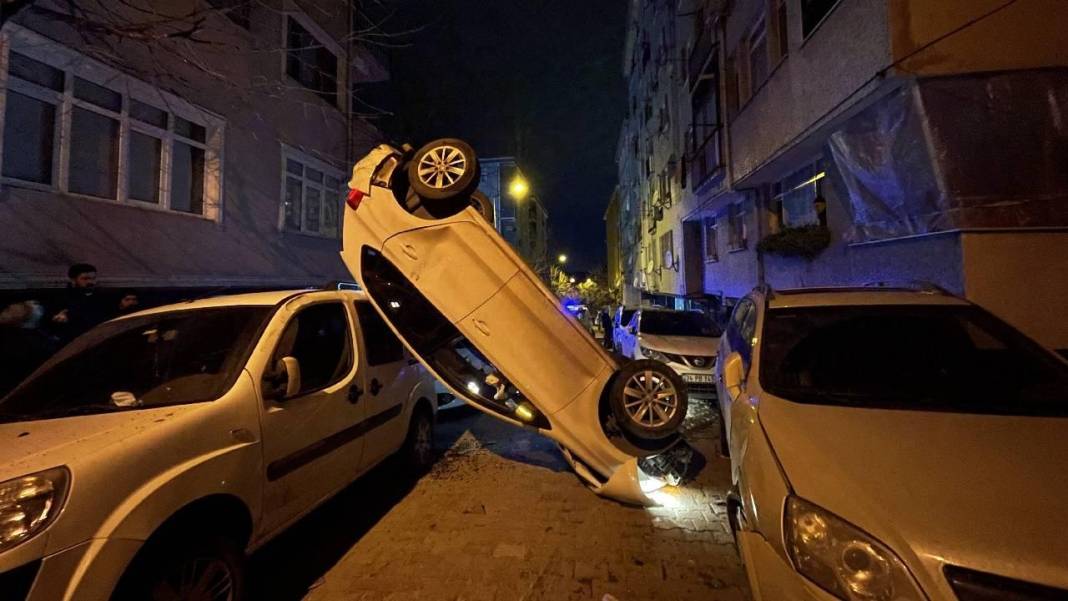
top-left (640, 311), bottom-right (721, 337)
top-left (0, 306), bottom-right (270, 422)
top-left (760, 305), bottom-right (1068, 415)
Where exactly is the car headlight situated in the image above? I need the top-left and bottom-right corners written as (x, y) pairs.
top-left (785, 496), bottom-right (926, 601)
top-left (0, 467), bottom-right (70, 553)
top-left (640, 346), bottom-right (670, 363)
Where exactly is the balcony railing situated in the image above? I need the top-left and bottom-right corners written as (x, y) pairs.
top-left (689, 125), bottom-right (722, 189)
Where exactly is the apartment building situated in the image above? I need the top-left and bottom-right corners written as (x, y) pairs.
top-left (478, 157), bottom-right (550, 273)
top-left (0, 0), bottom-right (387, 292)
top-left (616, 0), bottom-right (1068, 348)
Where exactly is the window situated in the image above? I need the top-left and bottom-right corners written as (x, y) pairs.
top-left (727, 202), bottom-right (747, 250)
top-left (703, 216), bottom-right (718, 262)
top-left (271, 303), bottom-right (353, 396)
top-left (281, 147), bottom-right (343, 237)
top-left (285, 16), bottom-right (338, 105)
top-left (724, 53), bottom-right (739, 120)
top-left (774, 0), bottom-right (789, 61)
top-left (0, 29), bottom-right (221, 218)
top-left (354, 301), bottom-right (405, 366)
top-left (690, 69), bottom-right (721, 186)
top-left (773, 161), bottom-right (827, 228)
top-left (1, 307), bottom-right (269, 417)
top-left (207, 0), bottom-right (251, 29)
top-left (748, 17), bottom-right (768, 96)
top-left (659, 229), bottom-right (674, 269)
top-left (801, 0), bottom-right (843, 39)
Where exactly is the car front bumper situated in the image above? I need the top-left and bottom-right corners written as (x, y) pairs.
top-left (0, 537), bottom-right (142, 601)
top-left (737, 530), bottom-right (840, 601)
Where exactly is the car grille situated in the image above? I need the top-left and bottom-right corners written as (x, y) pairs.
top-left (945, 565), bottom-right (1068, 601)
top-left (663, 353), bottom-right (715, 369)
top-left (686, 382), bottom-right (717, 396)
top-left (0, 560), bottom-right (40, 601)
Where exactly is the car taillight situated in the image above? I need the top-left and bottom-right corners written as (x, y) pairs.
top-left (346, 188), bottom-right (365, 210)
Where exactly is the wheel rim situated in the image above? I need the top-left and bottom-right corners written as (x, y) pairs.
top-left (622, 370), bottom-right (679, 428)
top-left (416, 144), bottom-right (467, 189)
top-left (413, 418), bottom-right (433, 464)
top-left (152, 556), bottom-right (234, 601)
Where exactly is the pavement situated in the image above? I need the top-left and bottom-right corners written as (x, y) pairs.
top-left (248, 399), bottom-right (751, 601)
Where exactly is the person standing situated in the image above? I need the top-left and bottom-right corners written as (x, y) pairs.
top-left (600, 307), bottom-right (614, 350)
top-left (0, 300), bottom-right (59, 396)
top-left (48, 263), bottom-right (110, 343)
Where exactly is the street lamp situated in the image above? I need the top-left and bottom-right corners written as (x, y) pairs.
top-left (569, 277), bottom-right (576, 284)
top-left (509, 175), bottom-right (529, 200)
top-left (557, 254), bottom-right (567, 264)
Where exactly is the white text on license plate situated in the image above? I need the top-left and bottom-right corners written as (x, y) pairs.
top-left (683, 374), bottom-right (714, 384)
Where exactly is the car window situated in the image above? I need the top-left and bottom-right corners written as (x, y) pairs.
top-left (0, 307), bottom-right (270, 421)
top-left (354, 301), bottom-right (405, 366)
top-left (638, 310), bottom-right (721, 337)
top-left (618, 309), bottom-right (637, 328)
top-left (726, 299), bottom-right (753, 359)
top-left (271, 303), bottom-right (353, 396)
top-left (760, 305), bottom-right (1068, 415)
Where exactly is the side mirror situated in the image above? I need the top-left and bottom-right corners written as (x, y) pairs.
top-left (722, 352), bottom-right (745, 402)
top-left (266, 356), bottom-right (302, 401)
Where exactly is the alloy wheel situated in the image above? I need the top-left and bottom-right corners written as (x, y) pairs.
top-left (416, 144), bottom-right (467, 189)
top-left (622, 370), bottom-right (680, 428)
top-left (412, 417), bottom-right (433, 465)
top-left (151, 556), bottom-right (234, 601)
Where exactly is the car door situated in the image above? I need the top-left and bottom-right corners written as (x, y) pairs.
top-left (618, 311), bottom-right (640, 358)
top-left (255, 295), bottom-right (366, 536)
top-left (353, 300), bottom-right (415, 470)
top-left (717, 299), bottom-right (752, 436)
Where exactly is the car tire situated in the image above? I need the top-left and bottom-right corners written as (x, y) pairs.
top-left (608, 360), bottom-right (688, 442)
top-left (112, 534), bottom-right (245, 601)
top-left (407, 138), bottom-right (480, 202)
top-left (469, 190), bottom-right (494, 223)
top-left (401, 406), bottom-right (435, 473)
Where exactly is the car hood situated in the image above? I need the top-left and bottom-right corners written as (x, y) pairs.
top-left (760, 395), bottom-right (1068, 589)
top-left (0, 405), bottom-right (200, 481)
top-left (639, 334), bottom-right (718, 356)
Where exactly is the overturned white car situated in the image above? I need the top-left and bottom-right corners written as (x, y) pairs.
top-left (341, 139), bottom-right (688, 503)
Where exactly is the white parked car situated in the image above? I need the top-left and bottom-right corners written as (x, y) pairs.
top-left (341, 139), bottom-right (689, 504)
top-left (610, 306), bottom-right (638, 354)
top-left (0, 289), bottom-right (437, 601)
top-left (715, 284), bottom-right (1068, 601)
top-left (616, 308), bottom-right (721, 399)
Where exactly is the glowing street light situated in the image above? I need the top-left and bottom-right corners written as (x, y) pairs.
top-left (557, 254), bottom-right (568, 264)
top-left (569, 276), bottom-right (576, 284)
top-left (509, 176), bottom-right (529, 200)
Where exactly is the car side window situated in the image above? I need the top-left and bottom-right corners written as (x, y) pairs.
top-left (727, 299), bottom-right (755, 365)
top-left (354, 301), bottom-right (405, 366)
top-left (271, 303), bottom-right (353, 396)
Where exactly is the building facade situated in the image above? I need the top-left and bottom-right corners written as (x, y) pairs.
top-left (0, 0), bottom-right (387, 291)
top-left (478, 157), bottom-right (550, 273)
top-left (615, 0), bottom-right (1068, 348)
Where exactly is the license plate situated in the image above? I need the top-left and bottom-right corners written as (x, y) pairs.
top-left (683, 374), bottom-right (714, 384)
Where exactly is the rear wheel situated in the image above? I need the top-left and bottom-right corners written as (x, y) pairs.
top-left (608, 360), bottom-right (687, 442)
top-left (407, 139), bottom-right (480, 202)
top-left (469, 190), bottom-right (494, 223)
top-left (400, 407), bottom-right (435, 472)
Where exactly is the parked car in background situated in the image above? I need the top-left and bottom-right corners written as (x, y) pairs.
top-left (616, 308), bottom-right (721, 399)
top-left (0, 289), bottom-right (437, 601)
top-left (341, 140), bottom-right (689, 504)
top-left (716, 284), bottom-right (1068, 601)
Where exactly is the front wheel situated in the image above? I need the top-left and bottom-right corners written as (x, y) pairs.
top-left (112, 534), bottom-right (245, 601)
top-left (400, 407), bottom-right (435, 473)
top-left (608, 360), bottom-right (688, 442)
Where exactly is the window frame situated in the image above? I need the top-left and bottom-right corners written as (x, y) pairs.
top-left (659, 229), bottom-right (675, 270)
top-left (703, 216), bottom-right (719, 263)
top-left (266, 300), bottom-right (355, 399)
top-left (727, 202), bottom-right (748, 251)
top-left (747, 15), bottom-right (769, 98)
top-left (0, 25), bottom-right (224, 221)
top-left (279, 144), bottom-right (345, 239)
top-left (281, 8), bottom-right (344, 109)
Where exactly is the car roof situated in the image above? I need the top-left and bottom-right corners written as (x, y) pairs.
top-left (765, 286), bottom-right (970, 309)
top-left (122, 289), bottom-right (367, 318)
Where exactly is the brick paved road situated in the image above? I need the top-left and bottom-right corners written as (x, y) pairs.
top-left (248, 399), bottom-right (751, 601)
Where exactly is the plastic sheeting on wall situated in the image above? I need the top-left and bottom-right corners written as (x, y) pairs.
top-left (829, 69), bottom-right (1068, 242)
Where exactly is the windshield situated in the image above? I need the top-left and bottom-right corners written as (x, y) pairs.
top-left (639, 311), bottom-right (721, 337)
top-left (0, 306), bottom-right (270, 422)
top-left (619, 309), bottom-right (637, 327)
top-left (760, 305), bottom-right (1068, 415)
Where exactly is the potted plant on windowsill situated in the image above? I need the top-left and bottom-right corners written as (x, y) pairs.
top-left (756, 224), bottom-right (831, 260)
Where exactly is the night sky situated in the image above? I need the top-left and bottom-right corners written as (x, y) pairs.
top-left (375, 0), bottom-right (628, 271)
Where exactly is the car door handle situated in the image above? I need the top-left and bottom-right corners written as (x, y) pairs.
top-left (369, 378), bottom-right (382, 396)
top-left (401, 244), bottom-right (418, 260)
top-left (348, 384), bottom-right (363, 404)
top-left (473, 319), bottom-right (490, 336)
